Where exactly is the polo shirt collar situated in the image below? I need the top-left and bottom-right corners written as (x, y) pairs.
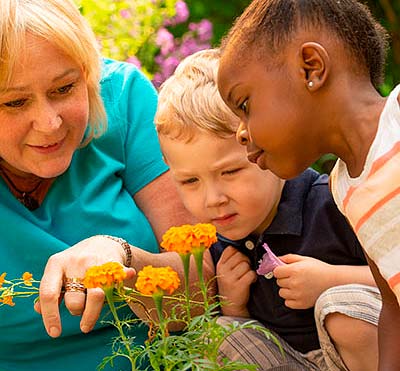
top-left (217, 169), bottom-right (320, 245)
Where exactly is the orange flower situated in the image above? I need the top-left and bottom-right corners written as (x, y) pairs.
top-left (83, 262), bottom-right (127, 289)
top-left (0, 295), bottom-right (15, 307)
top-left (0, 273), bottom-right (6, 288)
top-left (160, 223), bottom-right (217, 254)
top-left (22, 272), bottom-right (33, 286)
top-left (135, 266), bottom-right (180, 296)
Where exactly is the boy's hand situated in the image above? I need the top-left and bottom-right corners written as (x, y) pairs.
top-left (216, 246), bottom-right (257, 317)
top-left (273, 254), bottom-right (332, 309)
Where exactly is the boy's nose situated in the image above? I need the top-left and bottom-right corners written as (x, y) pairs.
top-left (236, 122), bottom-right (249, 145)
top-left (205, 186), bottom-right (228, 208)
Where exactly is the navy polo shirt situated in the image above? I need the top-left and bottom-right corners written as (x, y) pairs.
top-left (210, 168), bottom-right (366, 354)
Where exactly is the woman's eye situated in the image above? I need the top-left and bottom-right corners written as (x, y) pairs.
top-left (4, 99), bottom-right (27, 108)
top-left (56, 83), bottom-right (74, 94)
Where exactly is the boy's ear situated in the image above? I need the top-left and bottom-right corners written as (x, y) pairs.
top-left (299, 42), bottom-right (330, 91)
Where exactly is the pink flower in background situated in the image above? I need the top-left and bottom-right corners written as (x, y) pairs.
top-left (189, 19), bottom-right (213, 42)
top-left (156, 28), bottom-right (175, 55)
top-left (126, 56), bottom-right (141, 69)
top-left (256, 243), bottom-right (286, 279)
top-left (120, 9), bottom-right (131, 19)
top-left (165, 0), bottom-right (189, 26)
top-left (151, 1), bottom-right (213, 88)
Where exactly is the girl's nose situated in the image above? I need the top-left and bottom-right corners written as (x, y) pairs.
top-left (236, 122), bottom-right (249, 145)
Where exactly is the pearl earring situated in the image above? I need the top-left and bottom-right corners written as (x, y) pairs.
top-left (308, 81), bottom-right (314, 88)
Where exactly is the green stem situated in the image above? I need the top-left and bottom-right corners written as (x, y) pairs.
top-left (104, 287), bottom-right (136, 371)
top-left (192, 246), bottom-right (208, 310)
top-left (152, 291), bottom-right (168, 360)
top-left (179, 253), bottom-right (191, 322)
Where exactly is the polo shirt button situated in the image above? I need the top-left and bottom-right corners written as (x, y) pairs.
top-left (245, 240), bottom-right (255, 250)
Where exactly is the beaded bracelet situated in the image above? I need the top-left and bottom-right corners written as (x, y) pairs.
top-left (102, 235), bottom-right (133, 267)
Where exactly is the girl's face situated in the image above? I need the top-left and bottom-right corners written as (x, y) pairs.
top-left (218, 48), bottom-right (322, 180)
top-left (0, 34), bottom-right (89, 178)
top-left (160, 132), bottom-right (284, 240)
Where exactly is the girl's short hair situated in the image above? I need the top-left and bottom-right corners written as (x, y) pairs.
top-left (155, 48), bottom-right (240, 142)
top-left (0, 0), bottom-right (106, 143)
top-left (221, 0), bottom-right (389, 88)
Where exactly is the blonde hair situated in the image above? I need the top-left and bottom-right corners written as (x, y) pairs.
top-left (155, 48), bottom-right (239, 142)
top-left (0, 0), bottom-right (106, 143)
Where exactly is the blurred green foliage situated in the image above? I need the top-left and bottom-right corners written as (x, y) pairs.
top-left (76, 0), bottom-right (177, 76)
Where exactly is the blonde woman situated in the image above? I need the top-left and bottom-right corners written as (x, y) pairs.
top-left (0, 1), bottom-right (196, 370)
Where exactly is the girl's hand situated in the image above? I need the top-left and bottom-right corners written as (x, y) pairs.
top-left (216, 246), bottom-right (257, 317)
top-left (273, 254), bottom-right (332, 309)
top-left (34, 235), bottom-right (135, 337)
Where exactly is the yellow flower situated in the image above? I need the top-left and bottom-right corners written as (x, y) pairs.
top-left (0, 295), bottom-right (15, 307)
top-left (135, 266), bottom-right (180, 296)
top-left (0, 273), bottom-right (6, 288)
top-left (83, 262), bottom-right (127, 289)
top-left (22, 272), bottom-right (33, 286)
top-left (160, 223), bottom-right (217, 254)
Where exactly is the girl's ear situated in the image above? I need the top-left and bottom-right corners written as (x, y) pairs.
top-left (299, 42), bottom-right (330, 91)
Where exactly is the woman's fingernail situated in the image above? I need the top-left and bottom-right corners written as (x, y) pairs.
top-left (81, 325), bottom-right (90, 333)
top-left (49, 326), bottom-right (60, 338)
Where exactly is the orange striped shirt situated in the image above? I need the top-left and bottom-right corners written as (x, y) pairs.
top-left (331, 85), bottom-right (400, 288)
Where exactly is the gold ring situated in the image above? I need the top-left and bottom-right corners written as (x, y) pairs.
top-left (64, 277), bottom-right (86, 293)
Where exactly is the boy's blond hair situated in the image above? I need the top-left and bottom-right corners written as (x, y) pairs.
top-left (155, 48), bottom-right (239, 142)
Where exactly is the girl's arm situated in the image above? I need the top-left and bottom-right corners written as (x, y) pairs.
top-left (273, 254), bottom-right (375, 309)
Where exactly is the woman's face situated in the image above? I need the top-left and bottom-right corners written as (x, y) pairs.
top-left (0, 34), bottom-right (89, 178)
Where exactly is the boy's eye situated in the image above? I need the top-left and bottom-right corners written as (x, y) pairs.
top-left (4, 99), bottom-right (27, 108)
top-left (181, 177), bottom-right (198, 185)
top-left (223, 168), bottom-right (241, 176)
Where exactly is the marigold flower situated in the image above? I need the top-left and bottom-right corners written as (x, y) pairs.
top-left (0, 273), bottom-right (6, 288)
top-left (83, 262), bottom-right (127, 289)
top-left (0, 295), bottom-right (15, 307)
top-left (160, 223), bottom-right (217, 254)
top-left (135, 266), bottom-right (180, 296)
top-left (22, 272), bottom-right (33, 286)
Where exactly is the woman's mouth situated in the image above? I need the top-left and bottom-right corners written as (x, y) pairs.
top-left (29, 138), bottom-right (65, 154)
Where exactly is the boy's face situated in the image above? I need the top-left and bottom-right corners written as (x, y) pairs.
top-left (218, 48), bottom-right (321, 180)
top-left (160, 131), bottom-right (284, 240)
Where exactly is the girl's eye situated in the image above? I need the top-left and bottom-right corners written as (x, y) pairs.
top-left (4, 99), bottom-right (27, 108)
top-left (55, 83), bottom-right (74, 94)
top-left (239, 99), bottom-right (248, 113)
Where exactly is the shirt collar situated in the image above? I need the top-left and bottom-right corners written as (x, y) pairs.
top-left (217, 169), bottom-right (321, 246)
top-left (265, 169), bottom-right (319, 236)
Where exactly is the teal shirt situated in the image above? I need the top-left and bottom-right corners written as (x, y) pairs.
top-left (0, 59), bottom-right (167, 370)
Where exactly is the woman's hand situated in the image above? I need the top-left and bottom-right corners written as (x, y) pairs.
top-left (34, 235), bottom-right (135, 337)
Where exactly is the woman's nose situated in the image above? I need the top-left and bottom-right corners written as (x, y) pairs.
top-left (32, 104), bottom-right (62, 132)
top-left (236, 121), bottom-right (249, 145)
